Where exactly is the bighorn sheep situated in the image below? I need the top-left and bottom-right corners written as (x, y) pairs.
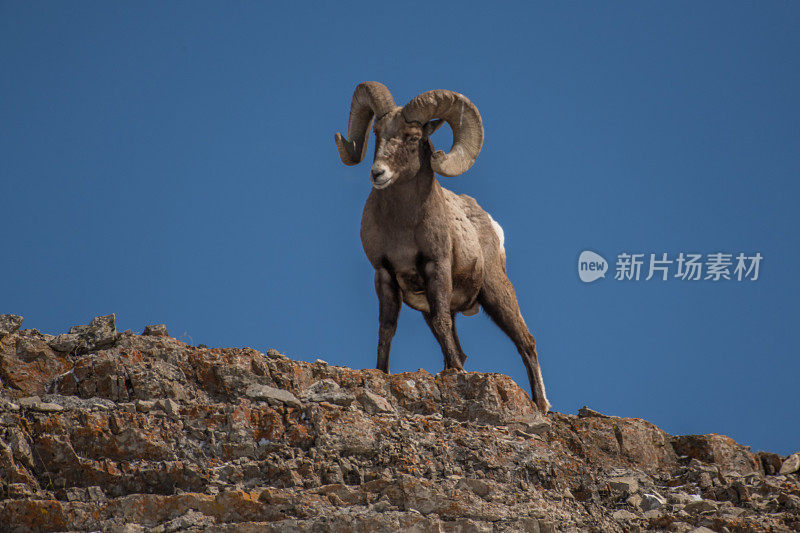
top-left (335, 82), bottom-right (550, 412)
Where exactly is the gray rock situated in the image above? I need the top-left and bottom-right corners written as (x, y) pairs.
top-left (371, 497), bottom-right (394, 512)
top-left (641, 492), bottom-right (666, 511)
top-left (136, 399), bottom-right (157, 412)
top-left (86, 486), bottom-right (107, 502)
top-left (642, 509), bottom-right (661, 520)
top-left (7, 427), bottom-right (34, 470)
top-left (457, 478), bottom-right (492, 498)
top-left (303, 380), bottom-right (355, 406)
top-left (157, 398), bottom-right (180, 416)
top-left (266, 348), bottom-right (287, 359)
top-left (155, 510), bottom-right (214, 532)
top-left (48, 333), bottom-right (82, 353)
top-left (0, 398), bottom-right (20, 411)
top-left (779, 452), bottom-right (800, 475)
top-left (109, 525), bottom-right (145, 533)
top-left (684, 499), bottom-right (717, 514)
top-left (538, 521), bottom-right (557, 533)
top-left (49, 314), bottom-right (118, 354)
top-left (41, 394), bottom-right (116, 411)
top-left (15, 338), bottom-right (54, 362)
top-left (17, 396), bottom-right (64, 412)
top-left (358, 390), bottom-right (395, 414)
top-left (509, 413), bottom-right (550, 435)
top-left (0, 314), bottom-right (23, 338)
top-left (17, 396), bottom-right (42, 409)
top-left (578, 406), bottom-right (611, 418)
top-left (245, 383), bottom-right (302, 409)
top-left (6, 483), bottom-right (34, 498)
top-left (759, 451), bottom-right (784, 475)
top-left (611, 509), bottom-right (638, 521)
top-left (627, 493), bottom-right (643, 509)
top-left (667, 491), bottom-right (696, 505)
top-left (608, 476), bottom-right (639, 493)
top-left (143, 324), bottom-right (169, 337)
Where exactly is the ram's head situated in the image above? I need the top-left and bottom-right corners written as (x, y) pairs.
top-left (335, 82), bottom-right (484, 189)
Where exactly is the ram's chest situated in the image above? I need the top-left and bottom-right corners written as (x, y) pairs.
top-left (360, 195), bottom-right (483, 313)
top-left (376, 244), bottom-right (482, 314)
top-left (367, 239), bottom-right (431, 311)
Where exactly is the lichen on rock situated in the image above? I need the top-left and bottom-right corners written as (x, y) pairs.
top-left (0, 314), bottom-right (798, 532)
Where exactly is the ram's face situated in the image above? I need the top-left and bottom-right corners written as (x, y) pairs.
top-left (369, 111), bottom-right (426, 190)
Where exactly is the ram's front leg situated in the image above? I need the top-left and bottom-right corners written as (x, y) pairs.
top-left (375, 267), bottom-right (401, 373)
top-left (422, 260), bottom-right (464, 371)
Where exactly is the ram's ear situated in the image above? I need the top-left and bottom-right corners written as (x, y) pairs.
top-left (422, 119), bottom-right (445, 138)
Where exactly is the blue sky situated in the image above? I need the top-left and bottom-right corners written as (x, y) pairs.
top-left (2, 3), bottom-right (798, 454)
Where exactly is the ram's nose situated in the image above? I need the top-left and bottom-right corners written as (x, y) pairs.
top-left (370, 167), bottom-right (385, 181)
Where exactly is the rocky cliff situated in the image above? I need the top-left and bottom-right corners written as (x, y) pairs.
top-left (0, 314), bottom-right (798, 532)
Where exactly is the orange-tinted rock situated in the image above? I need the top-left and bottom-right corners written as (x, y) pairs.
top-left (672, 434), bottom-right (760, 475)
top-left (0, 333), bottom-right (71, 396)
top-left (0, 316), bottom-right (796, 532)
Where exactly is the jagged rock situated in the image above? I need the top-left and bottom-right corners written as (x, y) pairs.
top-left (672, 434), bottom-right (760, 475)
top-left (48, 314), bottom-right (118, 355)
top-left (48, 333), bottom-right (82, 353)
top-left (780, 452), bottom-right (800, 475)
top-left (265, 348), bottom-right (287, 359)
top-left (759, 451), bottom-right (784, 475)
top-left (706, 479), bottom-right (750, 504)
top-left (578, 405), bottom-right (610, 418)
top-left (358, 390), bottom-right (395, 414)
top-left (0, 314), bottom-right (23, 339)
top-left (0, 318), bottom-right (797, 532)
top-left (156, 398), bottom-right (180, 416)
top-left (640, 492), bottom-right (666, 511)
top-left (143, 324), bottom-right (169, 337)
top-left (14, 338), bottom-right (54, 363)
top-left (0, 330), bottom-right (72, 395)
top-left (627, 493), bottom-right (643, 508)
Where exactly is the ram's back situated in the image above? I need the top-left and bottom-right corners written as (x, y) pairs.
top-left (442, 188), bottom-right (506, 267)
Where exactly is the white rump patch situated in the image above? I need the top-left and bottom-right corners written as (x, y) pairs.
top-left (488, 214), bottom-right (505, 250)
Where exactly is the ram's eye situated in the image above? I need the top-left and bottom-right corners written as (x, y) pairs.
top-left (406, 135), bottom-right (420, 144)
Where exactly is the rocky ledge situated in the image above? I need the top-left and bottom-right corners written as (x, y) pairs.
top-left (0, 314), bottom-right (798, 532)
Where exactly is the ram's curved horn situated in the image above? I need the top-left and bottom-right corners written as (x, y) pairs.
top-left (334, 82), bottom-right (396, 165)
top-left (402, 90), bottom-right (483, 177)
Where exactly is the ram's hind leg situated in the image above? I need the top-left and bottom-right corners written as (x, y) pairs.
top-left (478, 273), bottom-right (551, 413)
